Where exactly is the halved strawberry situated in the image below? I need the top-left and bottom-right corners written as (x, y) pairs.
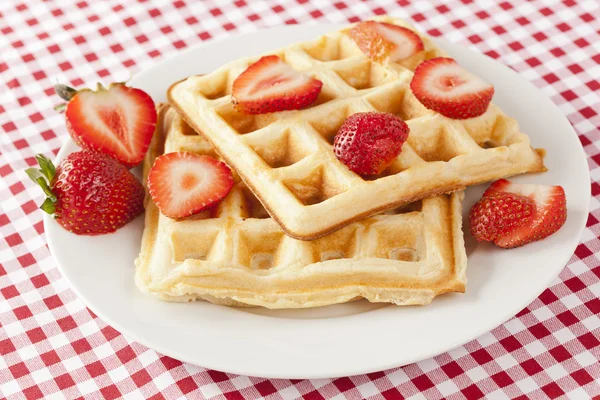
top-left (349, 21), bottom-right (424, 62)
top-left (147, 152), bottom-right (234, 219)
top-left (470, 179), bottom-right (567, 248)
top-left (410, 57), bottom-right (494, 119)
top-left (55, 82), bottom-right (157, 168)
top-left (231, 55), bottom-right (323, 114)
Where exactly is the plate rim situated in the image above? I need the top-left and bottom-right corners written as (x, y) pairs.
top-left (44, 23), bottom-right (591, 379)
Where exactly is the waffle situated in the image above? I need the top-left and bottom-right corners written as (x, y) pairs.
top-left (168, 16), bottom-right (546, 240)
top-left (134, 104), bottom-right (467, 309)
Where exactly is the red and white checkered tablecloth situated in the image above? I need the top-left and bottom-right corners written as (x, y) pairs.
top-left (1, 0), bottom-right (599, 398)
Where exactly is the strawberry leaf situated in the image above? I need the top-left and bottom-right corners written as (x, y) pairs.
top-left (36, 177), bottom-right (56, 201)
top-left (34, 154), bottom-right (56, 182)
top-left (40, 198), bottom-right (56, 214)
top-left (54, 103), bottom-right (67, 113)
top-left (25, 167), bottom-right (45, 184)
top-left (26, 154), bottom-right (58, 214)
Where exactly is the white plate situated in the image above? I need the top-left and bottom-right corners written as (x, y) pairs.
top-left (45, 24), bottom-right (590, 379)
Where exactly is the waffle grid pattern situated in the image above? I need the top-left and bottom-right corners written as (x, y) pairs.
top-left (135, 105), bottom-right (466, 307)
top-left (1, 0), bottom-right (599, 398)
top-left (169, 16), bottom-right (544, 240)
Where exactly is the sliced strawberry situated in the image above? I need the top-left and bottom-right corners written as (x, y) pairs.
top-left (333, 112), bottom-right (409, 175)
top-left (483, 179), bottom-right (516, 196)
top-left (231, 55), bottom-right (323, 114)
top-left (410, 57), bottom-right (494, 119)
top-left (57, 83), bottom-right (157, 168)
top-left (349, 21), bottom-right (424, 62)
top-left (471, 179), bottom-right (567, 249)
top-left (469, 192), bottom-right (534, 242)
top-left (147, 152), bottom-right (234, 219)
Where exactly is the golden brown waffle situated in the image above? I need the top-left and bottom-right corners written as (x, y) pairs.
top-left (134, 104), bottom-right (467, 309)
top-left (168, 16), bottom-right (545, 240)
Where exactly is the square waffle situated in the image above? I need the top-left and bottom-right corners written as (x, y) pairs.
top-left (168, 16), bottom-right (545, 240)
top-left (134, 104), bottom-right (467, 309)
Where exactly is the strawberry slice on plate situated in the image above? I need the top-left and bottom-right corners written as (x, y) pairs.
top-left (55, 82), bottom-right (157, 168)
top-left (469, 192), bottom-right (534, 243)
top-left (410, 57), bottom-right (494, 119)
top-left (349, 21), bottom-right (424, 62)
top-left (469, 179), bottom-right (567, 248)
top-left (148, 152), bottom-right (234, 219)
top-left (231, 55), bottom-right (323, 114)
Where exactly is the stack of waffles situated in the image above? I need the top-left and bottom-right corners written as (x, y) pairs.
top-left (135, 16), bottom-right (545, 309)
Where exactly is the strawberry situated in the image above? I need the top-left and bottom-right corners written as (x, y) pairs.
top-left (55, 82), bottom-right (157, 168)
top-left (469, 179), bottom-right (567, 248)
top-left (469, 192), bottom-right (534, 242)
top-left (231, 55), bottom-right (323, 114)
top-left (410, 57), bottom-right (494, 119)
top-left (333, 112), bottom-right (409, 175)
top-left (26, 151), bottom-right (144, 235)
top-left (349, 21), bottom-right (424, 62)
top-left (147, 152), bottom-right (234, 219)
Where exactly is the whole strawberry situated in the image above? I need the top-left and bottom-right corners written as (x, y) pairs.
top-left (54, 82), bottom-right (157, 167)
top-left (333, 112), bottom-right (409, 175)
top-left (26, 151), bottom-right (144, 235)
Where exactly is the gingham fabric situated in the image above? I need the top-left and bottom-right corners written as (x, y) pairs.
top-left (1, 0), bottom-right (599, 398)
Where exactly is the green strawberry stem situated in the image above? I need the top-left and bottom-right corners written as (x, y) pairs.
top-left (54, 84), bottom-right (77, 101)
top-left (25, 154), bottom-right (57, 215)
top-left (53, 103), bottom-right (67, 113)
top-left (53, 83), bottom-right (78, 113)
top-left (53, 81), bottom-right (129, 113)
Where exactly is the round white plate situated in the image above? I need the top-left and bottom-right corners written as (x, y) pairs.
top-left (45, 24), bottom-right (590, 379)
